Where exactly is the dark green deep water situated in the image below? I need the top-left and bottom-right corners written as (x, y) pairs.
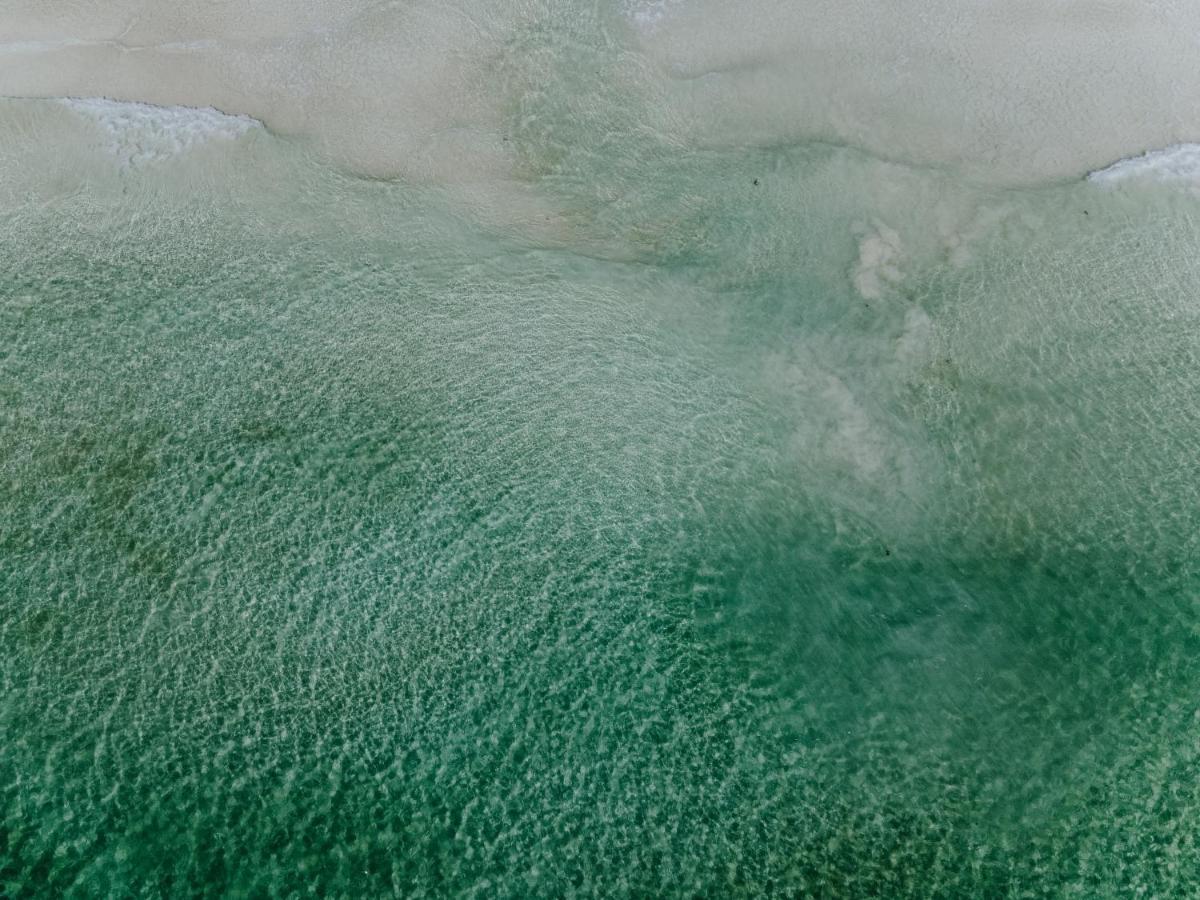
top-left (4, 75), bottom-right (1200, 898)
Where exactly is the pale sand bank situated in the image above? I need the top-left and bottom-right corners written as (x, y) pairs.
top-left (2, 0), bottom-right (1199, 186)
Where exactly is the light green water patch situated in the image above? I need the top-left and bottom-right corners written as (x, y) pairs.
top-left (3, 87), bottom-right (1200, 897)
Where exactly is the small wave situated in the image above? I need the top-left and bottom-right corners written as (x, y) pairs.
top-left (58, 97), bottom-right (261, 169)
top-left (1087, 143), bottom-right (1200, 185)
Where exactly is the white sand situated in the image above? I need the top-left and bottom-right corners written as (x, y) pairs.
top-left (634, 0), bottom-right (1200, 184)
top-left (2, 0), bottom-right (1199, 185)
top-left (0, 1), bottom-right (521, 182)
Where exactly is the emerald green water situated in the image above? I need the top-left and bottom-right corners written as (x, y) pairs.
top-left (4, 44), bottom-right (1200, 897)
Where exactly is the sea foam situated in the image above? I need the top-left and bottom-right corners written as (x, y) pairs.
top-left (624, 0), bottom-right (685, 31)
top-left (59, 97), bottom-right (261, 169)
top-left (1087, 144), bottom-right (1200, 185)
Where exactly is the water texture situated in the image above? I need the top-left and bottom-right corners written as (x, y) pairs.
top-left (3, 8), bottom-right (1200, 898)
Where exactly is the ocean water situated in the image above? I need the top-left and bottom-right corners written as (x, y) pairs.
top-left (4, 11), bottom-right (1200, 897)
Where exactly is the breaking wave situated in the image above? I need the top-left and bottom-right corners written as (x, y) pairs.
top-left (58, 97), bottom-right (261, 169)
top-left (1087, 143), bottom-right (1200, 185)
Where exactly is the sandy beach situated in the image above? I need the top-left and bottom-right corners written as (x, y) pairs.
top-left (2, 0), bottom-right (1199, 185)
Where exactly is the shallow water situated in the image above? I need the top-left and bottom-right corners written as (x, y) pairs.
top-left (3, 15), bottom-right (1200, 896)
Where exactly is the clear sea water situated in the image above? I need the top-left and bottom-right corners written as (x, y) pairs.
top-left (4, 16), bottom-right (1200, 896)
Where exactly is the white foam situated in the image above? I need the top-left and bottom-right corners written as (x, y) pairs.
top-left (624, 0), bottom-right (686, 32)
top-left (1087, 144), bottom-right (1200, 185)
top-left (59, 97), bottom-right (261, 169)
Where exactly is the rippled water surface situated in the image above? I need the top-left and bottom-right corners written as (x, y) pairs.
top-left (4, 14), bottom-right (1200, 895)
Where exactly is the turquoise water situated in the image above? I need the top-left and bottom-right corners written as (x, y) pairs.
top-left (4, 20), bottom-right (1200, 896)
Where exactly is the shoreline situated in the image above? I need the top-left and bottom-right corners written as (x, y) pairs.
top-left (2, 2), bottom-right (1200, 189)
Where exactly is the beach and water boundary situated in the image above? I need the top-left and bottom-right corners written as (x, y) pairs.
top-left (4, 2), bottom-right (1200, 895)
